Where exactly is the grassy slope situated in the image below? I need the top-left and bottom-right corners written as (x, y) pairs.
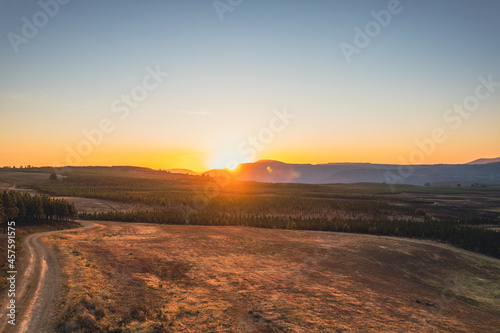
top-left (47, 221), bottom-right (500, 332)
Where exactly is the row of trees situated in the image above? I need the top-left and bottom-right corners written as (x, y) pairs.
top-left (0, 190), bottom-right (77, 224)
top-left (79, 210), bottom-right (500, 259)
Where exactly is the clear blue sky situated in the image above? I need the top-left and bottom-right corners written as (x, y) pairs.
top-left (1, 0), bottom-right (499, 170)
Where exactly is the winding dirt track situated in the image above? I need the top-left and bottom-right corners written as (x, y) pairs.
top-left (0, 222), bottom-right (94, 333)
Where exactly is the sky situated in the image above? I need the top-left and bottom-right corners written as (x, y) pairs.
top-left (1, 0), bottom-right (499, 172)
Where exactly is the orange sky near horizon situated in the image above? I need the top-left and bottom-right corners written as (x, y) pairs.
top-left (2, 137), bottom-right (498, 173)
top-left (1, 1), bottom-right (499, 172)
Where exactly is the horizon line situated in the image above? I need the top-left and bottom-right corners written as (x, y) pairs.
top-left (2, 156), bottom-right (499, 173)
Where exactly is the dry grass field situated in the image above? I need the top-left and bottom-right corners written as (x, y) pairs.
top-left (0, 172), bottom-right (54, 187)
top-left (51, 196), bottom-right (153, 214)
top-left (46, 221), bottom-right (500, 332)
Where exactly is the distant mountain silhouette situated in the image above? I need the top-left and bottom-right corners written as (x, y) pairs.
top-left (166, 169), bottom-right (199, 175)
top-left (207, 160), bottom-right (500, 185)
top-left (467, 157), bottom-right (500, 165)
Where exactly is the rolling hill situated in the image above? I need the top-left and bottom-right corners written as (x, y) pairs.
top-left (467, 157), bottom-right (500, 165)
top-left (209, 160), bottom-right (500, 185)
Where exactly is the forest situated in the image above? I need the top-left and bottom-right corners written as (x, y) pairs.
top-left (0, 189), bottom-right (77, 225)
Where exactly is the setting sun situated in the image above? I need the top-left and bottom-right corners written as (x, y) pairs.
top-left (208, 151), bottom-right (243, 171)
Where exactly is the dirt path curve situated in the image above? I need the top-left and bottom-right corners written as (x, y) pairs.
top-left (0, 221), bottom-right (94, 333)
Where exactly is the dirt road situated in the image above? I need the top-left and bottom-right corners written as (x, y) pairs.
top-left (0, 221), bottom-right (94, 333)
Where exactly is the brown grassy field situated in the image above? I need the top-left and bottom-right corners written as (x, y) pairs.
top-left (0, 172), bottom-right (54, 186)
top-left (51, 196), bottom-right (153, 213)
top-left (46, 221), bottom-right (500, 332)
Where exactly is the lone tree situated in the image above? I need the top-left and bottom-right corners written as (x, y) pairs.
top-left (49, 172), bottom-right (58, 181)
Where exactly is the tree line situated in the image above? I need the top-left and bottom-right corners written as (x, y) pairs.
top-left (0, 190), bottom-right (77, 225)
top-left (79, 209), bottom-right (500, 259)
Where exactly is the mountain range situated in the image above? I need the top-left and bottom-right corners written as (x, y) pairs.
top-left (467, 157), bottom-right (500, 165)
top-left (205, 158), bottom-right (500, 186)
